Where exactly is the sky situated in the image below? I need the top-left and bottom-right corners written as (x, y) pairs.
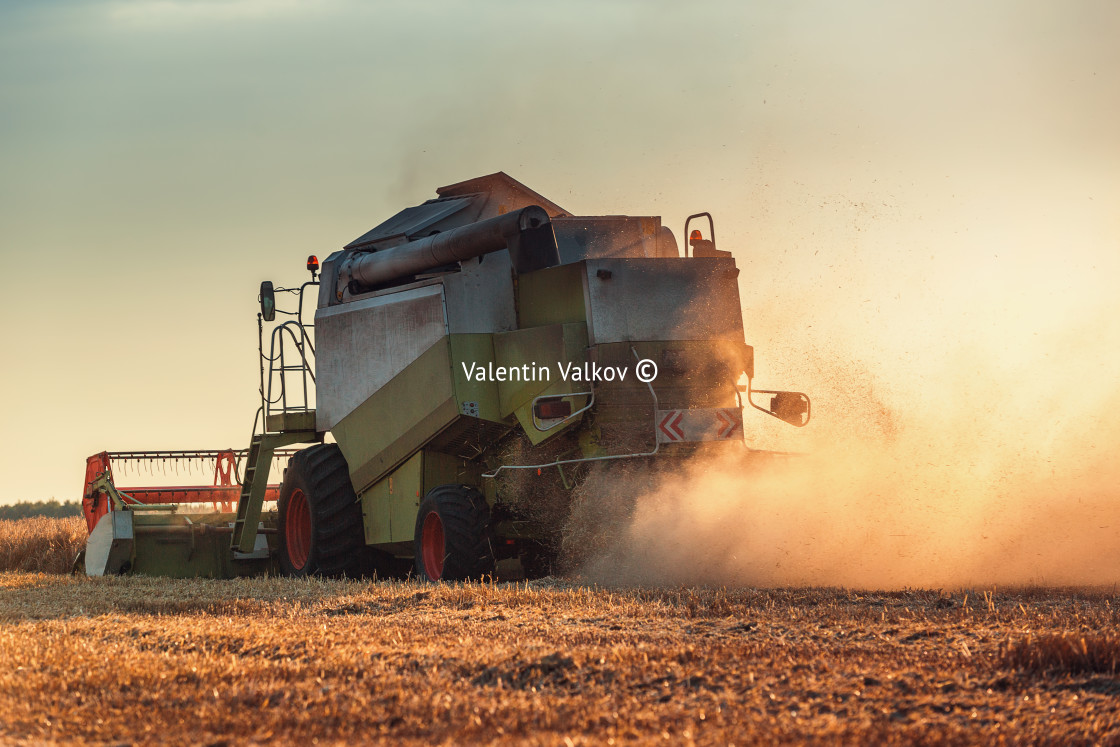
top-left (1, 0), bottom-right (1118, 535)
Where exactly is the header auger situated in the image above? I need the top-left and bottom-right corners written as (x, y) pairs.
top-left (81, 172), bottom-right (810, 580)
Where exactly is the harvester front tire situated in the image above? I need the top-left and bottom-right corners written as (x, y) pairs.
top-left (277, 444), bottom-right (366, 578)
top-left (414, 484), bottom-right (495, 582)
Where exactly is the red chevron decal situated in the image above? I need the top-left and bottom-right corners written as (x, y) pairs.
top-left (658, 410), bottom-right (685, 441)
top-left (716, 410), bottom-right (733, 439)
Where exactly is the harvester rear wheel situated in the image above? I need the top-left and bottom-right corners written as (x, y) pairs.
top-left (414, 484), bottom-right (495, 582)
top-left (277, 444), bottom-right (366, 578)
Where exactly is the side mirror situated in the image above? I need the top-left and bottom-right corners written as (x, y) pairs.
top-left (747, 387), bottom-right (811, 427)
top-left (259, 281), bottom-right (276, 322)
top-left (769, 391), bottom-right (810, 427)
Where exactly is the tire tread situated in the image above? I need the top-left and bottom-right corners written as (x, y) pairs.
top-left (414, 484), bottom-right (495, 581)
top-left (277, 444), bottom-right (367, 578)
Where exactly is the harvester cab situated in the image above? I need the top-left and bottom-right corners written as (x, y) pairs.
top-left (81, 172), bottom-right (810, 580)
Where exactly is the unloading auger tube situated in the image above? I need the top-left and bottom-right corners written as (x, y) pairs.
top-left (338, 204), bottom-right (559, 291)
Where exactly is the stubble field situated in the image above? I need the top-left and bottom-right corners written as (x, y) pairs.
top-left (1, 518), bottom-right (1119, 744)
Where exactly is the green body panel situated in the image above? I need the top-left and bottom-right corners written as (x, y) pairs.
top-left (264, 410), bottom-right (316, 433)
top-left (361, 449), bottom-right (482, 552)
top-left (492, 322), bottom-right (588, 417)
top-left (495, 322), bottom-right (590, 446)
top-left (517, 263), bottom-right (586, 327)
top-left (361, 452), bottom-right (420, 547)
top-left (129, 511), bottom-right (275, 578)
top-left (334, 339), bottom-right (459, 495)
top-left (340, 333), bottom-right (546, 501)
top-left (448, 334), bottom-right (503, 423)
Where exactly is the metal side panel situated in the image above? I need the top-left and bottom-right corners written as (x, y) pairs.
top-left (315, 284), bottom-right (448, 432)
top-left (583, 258), bottom-right (745, 344)
top-left (449, 333), bottom-right (502, 423)
top-left (553, 216), bottom-right (661, 262)
top-left (517, 263), bottom-right (587, 329)
top-left (85, 510), bottom-right (133, 576)
top-left (362, 449), bottom-right (484, 551)
top-left (334, 338), bottom-right (459, 496)
top-left (132, 512), bottom-right (273, 579)
top-left (492, 322), bottom-right (589, 418)
top-left (442, 252), bottom-right (517, 334)
top-left (362, 451), bottom-right (421, 546)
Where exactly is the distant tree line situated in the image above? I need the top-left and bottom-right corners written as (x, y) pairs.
top-left (0, 499), bottom-right (82, 520)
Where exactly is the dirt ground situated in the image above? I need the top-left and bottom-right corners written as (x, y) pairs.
top-left (0, 574), bottom-right (1117, 745)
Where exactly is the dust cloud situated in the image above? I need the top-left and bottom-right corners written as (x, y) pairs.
top-left (573, 368), bottom-right (1119, 588)
top-left (570, 238), bottom-right (1120, 589)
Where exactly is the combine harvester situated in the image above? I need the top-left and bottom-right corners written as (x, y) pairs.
top-left (82, 173), bottom-right (810, 580)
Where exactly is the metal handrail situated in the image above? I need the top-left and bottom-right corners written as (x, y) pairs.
top-left (263, 321), bottom-right (316, 411)
top-left (258, 282), bottom-right (319, 431)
